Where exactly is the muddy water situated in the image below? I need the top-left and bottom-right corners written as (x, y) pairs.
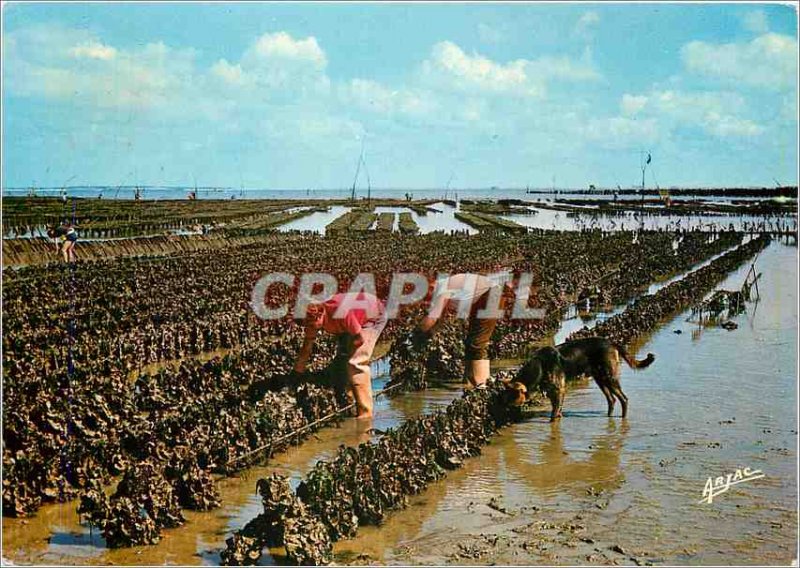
top-left (3, 242), bottom-right (796, 565)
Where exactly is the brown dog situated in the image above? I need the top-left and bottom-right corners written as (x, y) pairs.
top-left (513, 346), bottom-right (567, 421)
top-left (515, 337), bottom-right (655, 420)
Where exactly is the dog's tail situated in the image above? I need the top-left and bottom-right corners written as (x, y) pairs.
top-left (615, 344), bottom-right (655, 369)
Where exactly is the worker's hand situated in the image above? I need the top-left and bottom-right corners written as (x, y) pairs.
top-left (411, 327), bottom-right (431, 351)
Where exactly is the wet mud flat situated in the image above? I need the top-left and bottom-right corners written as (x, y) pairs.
top-left (3, 241), bottom-right (796, 566)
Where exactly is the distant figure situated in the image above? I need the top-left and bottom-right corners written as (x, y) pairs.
top-left (47, 224), bottom-right (78, 263)
top-left (134, 188), bottom-right (141, 201)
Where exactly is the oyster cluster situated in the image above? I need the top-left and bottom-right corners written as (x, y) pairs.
top-left (221, 383), bottom-right (519, 565)
top-left (569, 236), bottom-right (770, 345)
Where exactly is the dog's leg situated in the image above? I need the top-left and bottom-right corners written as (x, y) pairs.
top-left (548, 394), bottom-right (559, 421)
top-left (556, 374), bottom-right (566, 419)
top-left (608, 381), bottom-right (628, 418)
top-left (597, 382), bottom-right (615, 416)
top-left (546, 376), bottom-right (567, 421)
top-left (607, 358), bottom-right (629, 418)
top-left (546, 387), bottom-right (561, 421)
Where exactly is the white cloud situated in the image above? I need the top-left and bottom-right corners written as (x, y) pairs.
top-left (69, 41), bottom-right (117, 60)
top-left (682, 32), bottom-right (798, 90)
top-left (211, 59), bottom-right (247, 86)
top-left (621, 94), bottom-right (648, 116)
top-left (741, 10), bottom-right (769, 34)
top-left (617, 89), bottom-right (764, 138)
top-left (3, 24), bottom-right (209, 110)
top-left (250, 31), bottom-right (326, 68)
top-left (426, 41), bottom-right (534, 95)
top-left (702, 113), bottom-right (763, 137)
top-left (422, 40), bottom-right (599, 98)
top-left (5, 24), bottom-right (340, 116)
top-left (236, 31), bottom-right (331, 96)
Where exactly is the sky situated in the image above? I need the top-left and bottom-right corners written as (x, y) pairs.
top-left (2, 2), bottom-right (798, 190)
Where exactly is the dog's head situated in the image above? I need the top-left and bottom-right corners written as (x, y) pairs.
top-left (500, 380), bottom-right (528, 407)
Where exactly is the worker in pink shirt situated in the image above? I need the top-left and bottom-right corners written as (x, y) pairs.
top-left (293, 292), bottom-right (387, 418)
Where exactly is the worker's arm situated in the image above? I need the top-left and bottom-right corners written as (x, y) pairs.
top-left (344, 312), bottom-right (365, 349)
top-left (414, 283), bottom-right (448, 342)
top-left (293, 327), bottom-right (319, 374)
top-left (418, 315), bottom-right (437, 334)
top-left (351, 331), bottom-right (365, 350)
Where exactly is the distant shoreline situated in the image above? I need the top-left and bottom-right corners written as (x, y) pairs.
top-left (2, 186), bottom-right (797, 201)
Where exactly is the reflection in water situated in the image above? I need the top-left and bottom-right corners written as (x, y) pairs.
top-left (503, 414), bottom-right (628, 500)
top-left (278, 202), bottom-right (478, 235)
top-left (279, 205), bottom-right (351, 233)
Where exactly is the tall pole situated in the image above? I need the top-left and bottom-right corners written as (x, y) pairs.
top-left (351, 138), bottom-right (365, 202)
top-left (640, 150), bottom-right (648, 207)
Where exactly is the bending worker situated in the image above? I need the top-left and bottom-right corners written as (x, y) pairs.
top-left (293, 291), bottom-right (387, 419)
top-left (413, 272), bottom-right (512, 389)
top-left (47, 224), bottom-right (78, 263)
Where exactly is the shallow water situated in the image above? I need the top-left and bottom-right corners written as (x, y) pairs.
top-left (276, 202), bottom-right (793, 236)
top-left (503, 207), bottom-right (796, 234)
top-left (2, 242), bottom-right (796, 565)
top-left (553, 237), bottom-right (748, 345)
top-left (278, 202), bottom-right (477, 235)
top-left (278, 205), bottom-right (351, 233)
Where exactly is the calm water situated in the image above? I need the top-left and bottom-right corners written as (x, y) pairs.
top-left (278, 202), bottom-right (477, 235)
top-left (279, 203), bottom-right (796, 236)
top-left (3, 241), bottom-right (796, 565)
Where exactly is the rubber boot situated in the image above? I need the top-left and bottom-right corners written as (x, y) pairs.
top-left (465, 359), bottom-right (491, 390)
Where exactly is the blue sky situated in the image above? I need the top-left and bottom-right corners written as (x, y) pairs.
top-left (2, 2), bottom-right (797, 189)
